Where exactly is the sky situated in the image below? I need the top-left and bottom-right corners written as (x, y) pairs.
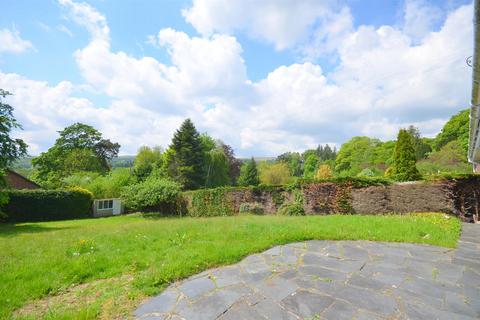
top-left (0, 0), bottom-right (474, 156)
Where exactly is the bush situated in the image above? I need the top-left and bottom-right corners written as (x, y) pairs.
top-left (121, 177), bottom-right (181, 213)
top-left (63, 168), bottom-right (136, 199)
top-left (4, 187), bottom-right (93, 222)
top-left (239, 202), bottom-right (264, 215)
top-left (278, 190), bottom-right (305, 216)
top-left (186, 188), bottom-right (234, 217)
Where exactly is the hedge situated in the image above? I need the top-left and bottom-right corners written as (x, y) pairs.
top-left (3, 187), bottom-right (93, 222)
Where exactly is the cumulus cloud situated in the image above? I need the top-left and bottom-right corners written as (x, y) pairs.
top-left (182, 0), bottom-right (349, 51)
top-left (0, 28), bottom-right (34, 54)
top-left (0, 0), bottom-right (474, 157)
top-left (403, 0), bottom-right (443, 42)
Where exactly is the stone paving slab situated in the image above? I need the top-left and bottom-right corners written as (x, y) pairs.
top-left (135, 223), bottom-right (480, 320)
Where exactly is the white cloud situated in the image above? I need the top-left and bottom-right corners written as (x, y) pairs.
top-left (0, 28), bottom-right (34, 54)
top-left (182, 0), bottom-right (349, 51)
top-left (403, 0), bottom-right (443, 42)
top-left (1, 0), bottom-right (473, 157)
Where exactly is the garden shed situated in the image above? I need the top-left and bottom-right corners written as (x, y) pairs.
top-left (93, 198), bottom-right (124, 217)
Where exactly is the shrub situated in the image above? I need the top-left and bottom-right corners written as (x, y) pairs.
top-left (4, 188), bottom-right (93, 222)
top-left (186, 188), bottom-right (234, 217)
top-left (63, 168), bottom-right (136, 199)
top-left (259, 162), bottom-right (293, 185)
top-left (239, 202), bottom-right (264, 215)
top-left (121, 176), bottom-right (181, 213)
top-left (278, 190), bottom-right (305, 216)
top-left (390, 129), bottom-right (422, 181)
top-left (315, 165), bottom-right (333, 179)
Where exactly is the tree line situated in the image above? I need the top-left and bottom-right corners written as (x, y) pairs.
top-left (0, 86), bottom-right (473, 202)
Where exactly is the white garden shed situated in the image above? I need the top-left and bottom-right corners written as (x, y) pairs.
top-left (93, 198), bottom-right (124, 217)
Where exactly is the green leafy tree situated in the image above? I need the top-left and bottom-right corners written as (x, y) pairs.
top-left (407, 125), bottom-right (432, 160)
top-left (133, 146), bottom-right (163, 180)
top-left (390, 129), bottom-right (421, 181)
top-left (238, 157), bottom-right (260, 186)
top-left (0, 89), bottom-right (28, 216)
top-left (0, 89), bottom-right (28, 170)
top-left (433, 109), bottom-right (469, 153)
top-left (32, 123), bottom-right (120, 187)
top-left (303, 154), bottom-right (319, 179)
top-left (417, 140), bottom-right (471, 175)
top-left (335, 136), bottom-right (381, 176)
top-left (204, 147), bottom-right (230, 188)
top-left (276, 152), bottom-right (302, 177)
top-left (166, 119), bottom-right (205, 189)
top-left (259, 162), bottom-right (292, 185)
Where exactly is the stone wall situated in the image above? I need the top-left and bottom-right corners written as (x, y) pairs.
top-left (183, 178), bottom-right (480, 222)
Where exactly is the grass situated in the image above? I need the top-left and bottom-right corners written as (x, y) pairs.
top-left (0, 213), bottom-right (461, 319)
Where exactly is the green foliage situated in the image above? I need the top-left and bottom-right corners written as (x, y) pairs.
top-left (433, 109), bottom-right (468, 153)
top-left (407, 126), bottom-right (432, 160)
top-left (238, 157), bottom-right (260, 186)
top-left (0, 89), bottom-right (28, 170)
top-left (133, 146), bottom-right (163, 180)
top-left (4, 188), bottom-right (93, 222)
top-left (121, 176), bottom-right (181, 212)
top-left (357, 168), bottom-right (375, 177)
top-left (372, 140), bottom-right (396, 168)
top-left (390, 129), bottom-right (422, 181)
top-left (63, 168), bottom-right (136, 199)
top-left (63, 148), bottom-right (104, 174)
top-left (417, 140), bottom-right (471, 175)
top-left (32, 123), bottom-right (120, 187)
top-left (276, 152), bottom-right (303, 177)
top-left (187, 188), bottom-right (234, 217)
top-left (335, 136), bottom-right (381, 176)
top-left (166, 119), bottom-right (205, 189)
top-left (277, 190), bottom-right (305, 216)
top-left (259, 162), bottom-right (292, 185)
top-left (205, 148), bottom-right (230, 188)
top-left (303, 154), bottom-right (320, 179)
top-left (0, 171), bottom-right (8, 220)
top-left (239, 202), bottom-right (264, 215)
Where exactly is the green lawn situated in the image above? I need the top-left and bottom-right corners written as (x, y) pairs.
top-left (0, 213), bottom-right (461, 319)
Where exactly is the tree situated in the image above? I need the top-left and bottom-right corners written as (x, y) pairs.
top-left (303, 154), bottom-right (319, 179)
top-left (221, 142), bottom-right (241, 184)
top-left (133, 146), bottom-right (163, 180)
top-left (0, 89), bottom-right (27, 216)
top-left (277, 152), bottom-right (302, 177)
top-left (417, 140), bottom-right (470, 175)
top-left (315, 164), bottom-right (333, 179)
top-left (433, 109), bottom-right (469, 153)
top-left (0, 89), bottom-right (28, 170)
top-left (166, 119), bottom-right (205, 189)
top-left (335, 136), bottom-right (381, 176)
top-left (406, 125), bottom-right (432, 160)
top-left (32, 123), bottom-right (120, 187)
top-left (259, 162), bottom-right (292, 185)
top-left (238, 158), bottom-right (260, 186)
top-left (317, 144), bottom-right (337, 161)
top-left (390, 129), bottom-right (421, 181)
top-left (204, 147), bottom-right (230, 188)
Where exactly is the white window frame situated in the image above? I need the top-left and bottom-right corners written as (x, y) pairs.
top-left (97, 199), bottom-right (113, 210)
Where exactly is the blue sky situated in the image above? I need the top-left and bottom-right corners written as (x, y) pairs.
top-left (0, 0), bottom-right (474, 156)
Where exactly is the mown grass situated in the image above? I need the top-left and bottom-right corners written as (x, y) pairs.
top-left (0, 213), bottom-right (461, 319)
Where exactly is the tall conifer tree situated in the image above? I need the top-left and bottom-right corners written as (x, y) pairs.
top-left (168, 119), bottom-right (205, 189)
top-left (391, 129), bottom-right (421, 181)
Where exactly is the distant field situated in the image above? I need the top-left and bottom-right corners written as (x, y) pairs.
top-left (0, 213), bottom-right (460, 319)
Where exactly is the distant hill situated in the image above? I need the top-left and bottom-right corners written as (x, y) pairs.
top-left (11, 155), bottom-right (136, 171)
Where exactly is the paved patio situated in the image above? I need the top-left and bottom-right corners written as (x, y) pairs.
top-left (135, 223), bottom-right (480, 320)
